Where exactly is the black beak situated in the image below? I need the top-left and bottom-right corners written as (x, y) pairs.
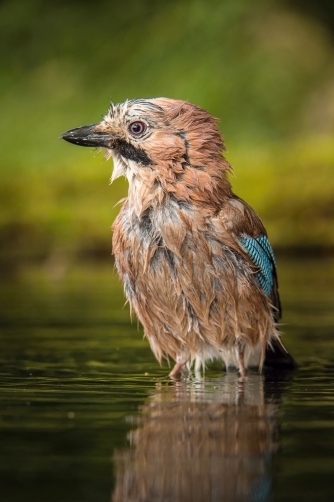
top-left (60, 123), bottom-right (114, 148)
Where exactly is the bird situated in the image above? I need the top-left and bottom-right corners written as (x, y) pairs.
top-left (61, 97), bottom-right (295, 377)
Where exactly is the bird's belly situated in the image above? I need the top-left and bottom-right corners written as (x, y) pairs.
top-left (195, 343), bottom-right (262, 371)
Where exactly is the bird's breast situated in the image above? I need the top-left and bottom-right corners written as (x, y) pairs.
top-left (112, 199), bottom-right (241, 298)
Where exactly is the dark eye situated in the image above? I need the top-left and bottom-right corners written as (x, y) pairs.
top-left (128, 121), bottom-right (146, 136)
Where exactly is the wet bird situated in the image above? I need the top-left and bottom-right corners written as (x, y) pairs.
top-left (61, 97), bottom-right (294, 376)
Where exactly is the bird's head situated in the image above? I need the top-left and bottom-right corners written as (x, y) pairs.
top-left (61, 98), bottom-right (232, 209)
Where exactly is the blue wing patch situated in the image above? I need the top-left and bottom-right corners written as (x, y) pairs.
top-left (239, 234), bottom-right (276, 296)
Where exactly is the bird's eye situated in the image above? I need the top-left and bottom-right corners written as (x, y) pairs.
top-left (128, 121), bottom-right (147, 137)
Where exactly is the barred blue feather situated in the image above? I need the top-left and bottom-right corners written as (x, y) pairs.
top-left (239, 234), bottom-right (276, 297)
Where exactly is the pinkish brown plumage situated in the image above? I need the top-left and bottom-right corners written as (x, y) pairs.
top-left (61, 97), bottom-right (294, 376)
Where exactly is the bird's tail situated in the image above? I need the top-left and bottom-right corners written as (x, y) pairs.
top-left (264, 338), bottom-right (297, 369)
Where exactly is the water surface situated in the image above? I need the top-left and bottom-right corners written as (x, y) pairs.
top-left (0, 257), bottom-right (334, 501)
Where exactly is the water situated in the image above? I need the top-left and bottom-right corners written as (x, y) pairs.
top-left (0, 257), bottom-right (334, 502)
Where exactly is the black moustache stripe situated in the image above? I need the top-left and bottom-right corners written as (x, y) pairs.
top-left (115, 140), bottom-right (152, 166)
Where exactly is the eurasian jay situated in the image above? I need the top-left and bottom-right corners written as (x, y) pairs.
top-left (61, 98), bottom-right (295, 376)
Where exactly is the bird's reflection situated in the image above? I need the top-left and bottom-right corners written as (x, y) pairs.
top-left (112, 373), bottom-right (288, 502)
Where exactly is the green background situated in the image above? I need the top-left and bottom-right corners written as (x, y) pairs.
top-left (1, 0), bottom-right (334, 267)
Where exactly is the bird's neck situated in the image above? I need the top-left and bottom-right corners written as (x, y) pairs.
top-left (125, 158), bottom-right (233, 218)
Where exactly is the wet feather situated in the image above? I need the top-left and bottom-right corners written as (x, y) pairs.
top-left (61, 97), bottom-right (294, 375)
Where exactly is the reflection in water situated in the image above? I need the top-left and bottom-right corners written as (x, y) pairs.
top-left (112, 373), bottom-right (285, 502)
top-left (1, 259), bottom-right (333, 501)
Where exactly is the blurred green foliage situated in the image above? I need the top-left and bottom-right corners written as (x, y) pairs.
top-left (1, 0), bottom-right (334, 264)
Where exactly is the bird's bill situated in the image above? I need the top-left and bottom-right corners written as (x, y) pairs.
top-left (60, 123), bottom-right (114, 148)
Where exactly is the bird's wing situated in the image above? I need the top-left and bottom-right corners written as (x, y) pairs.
top-left (219, 196), bottom-right (281, 319)
top-left (219, 197), bottom-right (296, 368)
top-left (238, 233), bottom-right (281, 321)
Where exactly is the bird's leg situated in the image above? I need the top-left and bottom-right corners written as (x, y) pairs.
top-left (194, 355), bottom-right (203, 373)
top-left (169, 361), bottom-right (185, 378)
top-left (235, 345), bottom-right (246, 378)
